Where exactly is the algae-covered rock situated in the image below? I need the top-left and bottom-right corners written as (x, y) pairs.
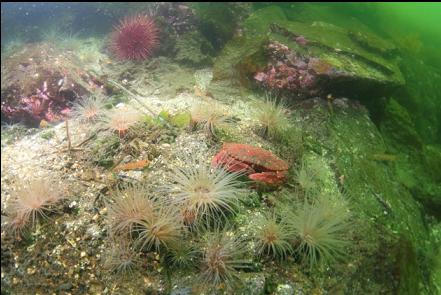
top-left (297, 98), bottom-right (438, 294)
top-left (112, 57), bottom-right (196, 99)
top-left (239, 273), bottom-right (266, 295)
top-left (213, 6), bottom-right (404, 100)
top-left (385, 143), bottom-right (441, 219)
top-left (212, 6), bottom-right (283, 85)
top-left (243, 5), bottom-right (287, 35)
top-left (348, 29), bottom-right (398, 56)
top-left (409, 144), bottom-right (441, 217)
top-left (423, 145), bottom-right (441, 182)
top-left (380, 98), bottom-right (423, 149)
top-left (191, 3), bottom-right (252, 51)
top-left (212, 35), bottom-right (268, 88)
top-left (396, 55), bottom-right (441, 144)
top-left (174, 31), bottom-right (214, 67)
top-left (373, 61), bottom-right (440, 218)
top-left (433, 224), bottom-right (441, 294)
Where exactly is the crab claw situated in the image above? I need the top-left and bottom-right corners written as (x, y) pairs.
top-left (211, 150), bottom-right (227, 167)
top-left (212, 150), bottom-right (255, 174)
top-left (249, 171), bottom-right (287, 186)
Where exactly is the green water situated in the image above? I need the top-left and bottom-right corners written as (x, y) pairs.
top-left (360, 2), bottom-right (441, 67)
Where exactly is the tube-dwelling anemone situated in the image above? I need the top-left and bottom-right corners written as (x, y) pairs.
top-left (105, 183), bottom-right (155, 237)
top-left (5, 177), bottom-right (66, 234)
top-left (106, 183), bottom-right (182, 253)
top-left (199, 228), bottom-right (249, 289)
top-left (110, 14), bottom-right (159, 61)
top-left (103, 237), bottom-right (141, 275)
top-left (288, 198), bottom-right (350, 268)
top-left (165, 240), bottom-right (198, 270)
top-left (101, 105), bottom-right (142, 138)
top-left (71, 95), bottom-right (107, 124)
top-left (254, 211), bottom-right (294, 259)
top-left (254, 94), bottom-right (289, 140)
top-left (190, 102), bottom-right (230, 139)
top-left (134, 206), bottom-right (182, 252)
top-left (168, 154), bottom-right (245, 222)
top-left (295, 157), bottom-right (328, 195)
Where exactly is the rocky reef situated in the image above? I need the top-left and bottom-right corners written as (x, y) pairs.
top-left (1, 3), bottom-right (440, 295)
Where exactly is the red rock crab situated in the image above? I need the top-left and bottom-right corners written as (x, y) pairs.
top-left (211, 143), bottom-right (289, 186)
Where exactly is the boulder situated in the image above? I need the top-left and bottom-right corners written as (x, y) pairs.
top-left (1, 42), bottom-right (106, 126)
top-left (212, 6), bottom-right (404, 101)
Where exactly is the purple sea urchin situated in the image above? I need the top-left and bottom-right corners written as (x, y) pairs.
top-left (110, 14), bottom-right (159, 61)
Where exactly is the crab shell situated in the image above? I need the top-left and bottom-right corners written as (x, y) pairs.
top-left (211, 143), bottom-right (289, 185)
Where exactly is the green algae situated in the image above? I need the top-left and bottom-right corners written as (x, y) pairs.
top-left (191, 3), bottom-right (251, 51)
top-left (174, 31), bottom-right (214, 67)
top-left (170, 112), bottom-right (191, 129)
